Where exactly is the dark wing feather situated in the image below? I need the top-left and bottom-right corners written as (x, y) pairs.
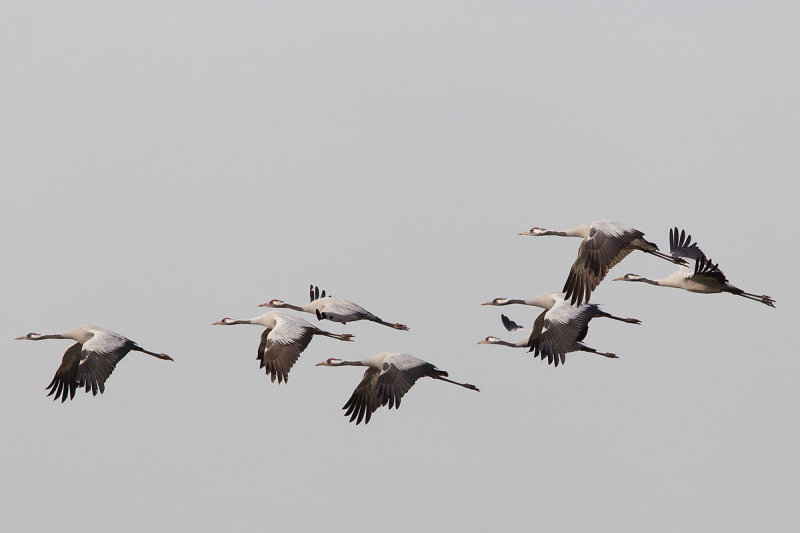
top-left (375, 355), bottom-right (438, 410)
top-left (257, 327), bottom-right (314, 384)
top-left (563, 227), bottom-right (642, 305)
top-left (77, 343), bottom-right (131, 396)
top-left (45, 343), bottom-right (82, 402)
top-left (501, 314), bottom-right (525, 332)
top-left (342, 367), bottom-right (382, 425)
top-left (526, 310), bottom-right (548, 356)
top-left (669, 227), bottom-right (708, 263)
top-left (693, 256), bottom-right (729, 284)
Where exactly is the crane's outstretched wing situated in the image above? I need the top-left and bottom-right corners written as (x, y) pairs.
top-left (45, 342), bottom-right (83, 402)
top-left (669, 227), bottom-right (709, 264)
top-left (528, 303), bottom-right (598, 366)
top-left (342, 367), bottom-right (382, 425)
top-left (257, 316), bottom-right (315, 383)
top-left (318, 299), bottom-right (370, 323)
top-left (77, 330), bottom-right (132, 396)
top-left (375, 354), bottom-right (438, 409)
top-left (310, 285), bottom-right (327, 302)
top-left (563, 223), bottom-right (643, 306)
top-left (501, 314), bottom-right (529, 333)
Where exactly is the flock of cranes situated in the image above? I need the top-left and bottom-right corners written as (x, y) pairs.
top-left (15, 222), bottom-right (775, 424)
top-left (478, 222), bottom-right (775, 368)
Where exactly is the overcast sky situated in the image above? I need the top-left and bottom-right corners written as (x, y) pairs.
top-left (1, 2), bottom-right (797, 532)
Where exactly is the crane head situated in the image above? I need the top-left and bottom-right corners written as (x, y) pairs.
top-left (518, 227), bottom-right (546, 236)
top-left (211, 318), bottom-right (235, 325)
top-left (14, 332), bottom-right (41, 340)
top-left (258, 299), bottom-right (285, 308)
top-left (476, 336), bottom-right (500, 345)
top-left (481, 298), bottom-right (509, 306)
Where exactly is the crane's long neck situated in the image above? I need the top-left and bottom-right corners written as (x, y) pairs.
top-left (493, 299), bottom-right (526, 306)
top-left (326, 360), bottom-right (367, 367)
top-left (629, 276), bottom-right (662, 287)
top-left (560, 224), bottom-right (590, 238)
top-left (273, 302), bottom-right (305, 312)
top-left (525, 294), bottom-right (557, 309)
top-left (639, 277), bottom-right (662, 287)
top-left (487, 339), bottom-right (526, 348)
top-left (24, 333), bottom-right (67, 341)
top-left (214, 318), bottom-right (259, 326)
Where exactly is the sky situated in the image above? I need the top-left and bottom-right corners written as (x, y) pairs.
top-left (1, 2), bottom-right (797, 531)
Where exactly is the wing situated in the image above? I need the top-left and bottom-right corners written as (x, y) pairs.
top-left (375, 354), bottom-right (437, 409)
top-left (310, 285), bottom-right (327, 302)
top-left (525, 309), bottom-right (548, 354)
top-left (692, 256), bottom-right (729, 284)
top-left (257, 317), bottom-right (315, 383)
top-left (669, 227), bottom-right (709, 263)
top-left (342, 367), bottom-right (382, 425)
top-left (45, 343), bottom-right (83, 402)
top-left (319, 299), bottom-right (370, 322)
top-left (501, 314), bottom-right (529, 333)
top-left (76, 331), bottom-right (132, 395)
top-left (563, 224), bottom-right (643, 305)
top-left (529, 304), bottom-right (598, 366)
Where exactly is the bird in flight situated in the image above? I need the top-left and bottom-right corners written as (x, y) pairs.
top-left (15, 325), bottom-right (173, 402)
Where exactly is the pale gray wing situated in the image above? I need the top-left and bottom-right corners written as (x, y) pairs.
top-left (669, 227), bottom-right (709, 263)
top-left (45, 343), bottom-right (83, 402)
top-left (77, 329), bottom-right (133, 396)
top-left (375, 353), bottom-right (438, 410)
top-left (563, 223), bottom-right (643, 306)
top-left (319, 299), bottom-right (371, 322)
top-left (533, 303), bottom-right (599, 367)
top-left (342, 367), bottom-right (382, 425)
top-left (257, 315), bottom-right (315, 383)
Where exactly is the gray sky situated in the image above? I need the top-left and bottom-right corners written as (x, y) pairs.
top-left (2, 2), bottom-right (797, 531)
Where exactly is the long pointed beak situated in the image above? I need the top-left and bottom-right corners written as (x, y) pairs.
top-left (517, 231), bottom-right (531, 236)
top-left (257, 302), bottom-right (268, 307)
top-left (13, 336), bottom-right (27, 340)
top-left (314, 361), bottom-right (327, 367)
top-left (211, 321), bottom-right (224, 325)
top-left (480, 302), bottom-right (493, 306)
top-left (612, 276), bottom-right (625, 281)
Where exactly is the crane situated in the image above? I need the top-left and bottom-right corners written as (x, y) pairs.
top-left (316, 352), bottom-right (478, 424)
top-left (614, 227), bottom-right (776, 307)
top-left (212, 310), bottom-right (354, 383)
top-left (481, 291), bottom-right (641, 324)
top-left (15, 325), bottom-right (172, 402)
top-left (519, 221), bottom-right (686, 305)
top-left (261, 285), bottom-right (408, 330)
top-left (477, 313), bottom-right (618, 364)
